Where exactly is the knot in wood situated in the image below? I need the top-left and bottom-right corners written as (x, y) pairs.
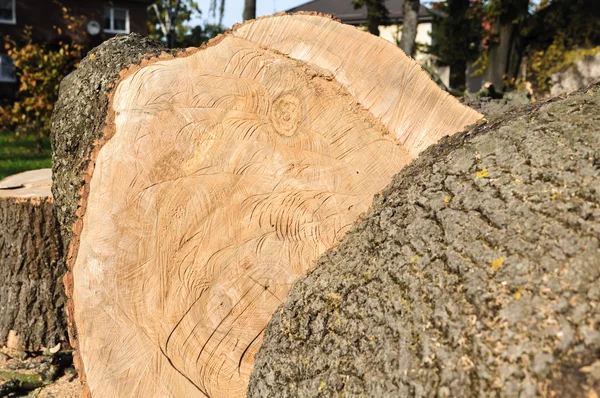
top-left (271, 93), bottom-right (302, 137)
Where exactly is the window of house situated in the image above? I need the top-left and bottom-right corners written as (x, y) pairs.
top-left (0, 0), bottom-right (16, 24)
top-left (104, 7), bottom-right (129, 34)
top-left (0, 54), bottom-right (16, 83)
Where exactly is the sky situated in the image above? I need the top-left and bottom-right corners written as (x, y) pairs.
top-left (191, 0), bottom-right (308, 29)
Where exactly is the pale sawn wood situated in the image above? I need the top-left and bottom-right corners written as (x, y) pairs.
top-left (0, 169), bottom-right (52, 199)
top-left (67, 14), bottom-right (482, 398)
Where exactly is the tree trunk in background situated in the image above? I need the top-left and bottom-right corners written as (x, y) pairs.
top-left (358, 0), bottom-right (389, 37)
top-left (484, 0), bottom-right (529, 89)
top-left (367, 19), bottom-right (380, 36)
top-left (450, 58), bottom-right (467, 90)
top-left (0, 170), bottom-right (67, 351)
top-left (485, 21), bottom-right (517, 88)
top-left (249, 83), bottom-right (600, 398)
top-left (51, 17), bottom-right (480, 398)
top-left (166, 31), bottom-right (176, 48)
top-left (399, 0), bottom-right (420, 56)
top-left (446, 0), bottom-right (469, 90)
top-left (243, 0), bottom-right (256, 21)
top-left (428, 0), bottom-right (483, 92)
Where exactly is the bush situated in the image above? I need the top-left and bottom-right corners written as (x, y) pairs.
top-left (529, 36), bottom-right (600, 92)
top-left (0, 5), bottom-right (85, 145)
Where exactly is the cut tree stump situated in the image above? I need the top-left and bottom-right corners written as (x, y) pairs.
top-left (249, 84), bottom-right (600, 397)
top-left (51, 13), bottom-right (481, 397)
top-left (0, 169), bottom-right (67, 351)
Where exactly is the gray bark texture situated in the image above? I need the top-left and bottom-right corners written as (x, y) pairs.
top-left (248, 83), bottom-right (600, 397)
top-left (0, 197), bottom-right (66, 350)
top-left (50, 33), bottom-right (166, 392)
top-left (398, 0), bottom-right (420, 57)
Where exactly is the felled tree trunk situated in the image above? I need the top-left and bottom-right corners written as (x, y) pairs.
top-left (0, 169), bottom-right (67, 351)
top-left (50, 13), bottom-right (480, 397)
top-left (249, 83), bottom-right (600, 397)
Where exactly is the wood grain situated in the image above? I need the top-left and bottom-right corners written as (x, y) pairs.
top-left (0, 169), bottom-right (52, 199)
top-left (69, 14), bottom-right (482, 398)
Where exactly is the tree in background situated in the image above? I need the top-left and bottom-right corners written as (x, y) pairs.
top-left (398, 0), bottom-right (420, 56)
top-left (430, 0), bottom-right (530, 91)
top-left (474, 0), bottom-right (600, 93)
top-left (209, 0), bottom-right (226, 27)
top-left (243, 0), bottom-right (256, 21)
top-left (526, 0), bottom-right (600, 92)
top-left (480, 0), bottom-right (530, 88)
top-left (429, 0), bottom-right (530, 92)
top-left (352, 0), bottom-right (389, 36)
top-left (0, 5), bottom-right (85, 145)
top-left (148, 0), bottom-right (211, 48)
top-left (178, 24), bottom-right (226, 47)
top-left (429, 0), bottom-right (483, 91)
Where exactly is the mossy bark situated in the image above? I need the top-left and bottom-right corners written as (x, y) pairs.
top-left (0, 197), bottom-right (66, 350)
top-left (50, 33), bottom-right (166, 394)
top-left (249, 84), bottom-right (600, 397)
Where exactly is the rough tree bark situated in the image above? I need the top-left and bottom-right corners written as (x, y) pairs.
top-left (398, 0), bottom-right (420, 57)
top-left (0, 170), bottom-right (67, 351)
top-left (248, 83), bottom-right (600, 397)
top-left (50, 14), bottom-right (480, 398)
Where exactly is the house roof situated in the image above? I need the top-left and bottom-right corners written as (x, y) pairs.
top-left (287, 0), bottom-right (438, 25)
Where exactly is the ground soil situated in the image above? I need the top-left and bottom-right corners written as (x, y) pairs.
top-left (0, 347), bottom-right (81, 397)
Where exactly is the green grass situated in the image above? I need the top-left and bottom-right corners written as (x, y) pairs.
top-left (0, 133), bottom-right (52, 180)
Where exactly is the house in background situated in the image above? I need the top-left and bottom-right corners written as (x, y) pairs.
top-left (287, 0), bottom-right (450, 87)
top-left (0, 0), bottom-right (153, 98)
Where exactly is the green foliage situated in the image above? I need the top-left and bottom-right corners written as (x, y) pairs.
top-left (471, 50), bottom-right (488, 77)
top-left (0, 5), bottom-right (85, 143)
top-left (0, 133), bottom-right (51, 180)
top-left (178, 24), bottom-right (226, 47)
top-left (209, 0), bottom-right (226, 27)
top-left (484, 0), bottom-right (530, 24)
top-left (529, 39), bottom-right (600, 92)
top-left (352, 0), bottom-right (389, 35)
top-left (525, 0), bottom-right (600, 92)
top-left (429, 0), bottom-right (600, 94)
top-left (429, 0), bottom-right (484, 90)
top-left (465, 0), bottom-right (530, 85)
top-left (148, 0), bottom-right (218, 47)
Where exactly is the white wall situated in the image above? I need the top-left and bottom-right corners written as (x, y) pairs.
top-left (378, 22), bottom-right (432, 61)
top-left (375, 22), bottom-right (449, 87)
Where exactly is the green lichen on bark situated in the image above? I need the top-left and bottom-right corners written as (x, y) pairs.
top-left (249, 84), bottom-right (600, 397)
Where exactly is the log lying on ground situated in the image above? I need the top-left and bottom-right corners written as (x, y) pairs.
top-left (249, 84), bottom-right (600, 397)
top-left (50, 13), bottom-right (481, 397)
top-left (0, 169), bottom-right (67, 350)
